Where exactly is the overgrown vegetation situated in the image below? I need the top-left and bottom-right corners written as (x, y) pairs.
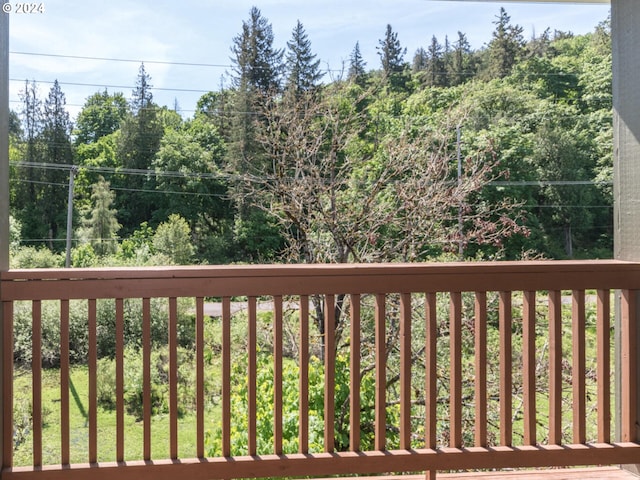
top-left (8, 5), bottom-right (614, 466)
top-left (9, 8), bottom-right (612, 265)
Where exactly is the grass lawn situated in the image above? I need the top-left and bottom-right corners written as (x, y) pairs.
top-left (12, 366), bottom-right (219, 466)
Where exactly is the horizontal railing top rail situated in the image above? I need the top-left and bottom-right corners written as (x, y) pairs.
top-left (3, 260), bottom-right (640, 300)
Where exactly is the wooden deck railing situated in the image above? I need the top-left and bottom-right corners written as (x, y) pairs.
top-left (1, 260), bottom-right (640, 479)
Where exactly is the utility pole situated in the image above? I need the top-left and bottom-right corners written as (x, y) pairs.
top-left (65, 166), bottom-right (78, 268)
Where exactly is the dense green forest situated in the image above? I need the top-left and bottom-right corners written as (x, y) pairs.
top-left (7, 7), bottom-right (613, 267)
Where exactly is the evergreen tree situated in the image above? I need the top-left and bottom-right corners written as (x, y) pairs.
top-left (425, 36), bottom-right (446, 86)
top-left (80, 177), bottom-right (121, 256)
top-left (15, 80), bottom-right (44, 247)
top-left (15, 80), bottom-right (41, 213)
top-left (131, 63), bottom-right (153, 115)
top-left (377, 24), bottom-right (406, 78)
top-left (412, 47), bottom-right (428, 73)
top-left (115, 65), bottom-right (163, 234)
top-left (484, 8), bottom-right (525, 79)
top-left (228, 7), bottom-right (283, 163)
top-left (230, 6), bottom-right (283, 95)
top-left (285, 20), bottom-right (324, 93)
top-left (14, 80), bottom-right (74, 249)
top-left (348, 42), bottom-right (367, 85)
top-left (526, 28), bottom-right (553, 59)
top-left (227, 7), bottom-right (286, 260)
top-left (448, 31), bottom-right (473, 86)
top-left (40, 80), bottom-right (74, 245)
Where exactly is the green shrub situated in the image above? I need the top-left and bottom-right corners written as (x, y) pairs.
top-left (11, 246), bottom-right (64, 269)
top-left (96, 345), bottom-right (208, 420)
top-left (13, 300), bottom-right (89, 367)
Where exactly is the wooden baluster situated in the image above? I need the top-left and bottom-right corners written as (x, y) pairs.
top-left (248, 297), bottom-right (257, 456)
top-left (115, 298), bottom-right (124, 462)
top-left (350, 294), bottom-right (361, 452)
top-left (474, 292), bottom-right (487, 447)
top-left (32, 300), bottom-right (42, 467)
top-left (196, 297), bottom-right (205, 458)
top-left (169, 297), bottom-right (178, 460)
top-left (549, 290), bottom-right (562, 445)
top-left (299, 295), bottom-right (309, 454)
top-left (596, 289), bottom-right (610, 443)
top-left (273, 295), bottom-right (283, 455)
top-left (324, 294), bottom-right (336, 453)
top-left (425, 293), bottom-right (437, 480)
top-left (375, 294), bottom-right (386, 451)
top-left (88, 300), bottom-right (97, 464)
top-left (142, 298), bottom-right (151, 461)
top-left (222, 297), bottom-right (231, 457)
top-left (400, 293), bottom-right (412, 450)
top-left (572, 290), bottom-right (586, 444)
top-left (60, 299), bottom-right (70, 465)
top-left (523, 291), bottom-right (536, 446)
top-left (499, 291), bottom-right (512, 447)
top-left (425, 293), bottom-right (437, 451)
top-left (621, 289), bottom-right (637, 442)
top-left (450, 292), bottom-right (462, 448)
top-left (3, 301), bottom-right (13, 468)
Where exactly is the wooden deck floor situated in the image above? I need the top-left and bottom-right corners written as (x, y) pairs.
top-left (436, 467), bottom-right (639, 479)
top-left (329, 467), bottom-right (639, 480)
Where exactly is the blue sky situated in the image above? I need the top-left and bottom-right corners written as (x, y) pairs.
top-left (6, 0), bottom-right (610, 119)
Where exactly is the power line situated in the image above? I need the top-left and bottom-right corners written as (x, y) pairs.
top-left (12, 160), bottom-right (614, 187)
top-left (9, 78), bottom-right (212, 95)
top-left (11, 178), bottom-right (230, 198)
top-left (9, 51), bottom-right (594, 79)
top-left (10, 51), bottom-right (233, 69)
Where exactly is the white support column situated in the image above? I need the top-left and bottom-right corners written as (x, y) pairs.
top-left (613, 0), bottom-right (640, 473)
top-left (0, 2), bottom-right (9, 475)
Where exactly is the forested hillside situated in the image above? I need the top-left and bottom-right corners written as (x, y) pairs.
top-left (8, 7), bottom-right (613, 267)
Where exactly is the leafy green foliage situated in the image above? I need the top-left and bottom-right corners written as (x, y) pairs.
top-left (9, 9), bottom-right (613, 263)
top-left (96, 345), bottom-right (202, 419)
top-left (206, 352), bottom-right (380, 456)
top-left (74, 90), bottom-right (128, 145)
top-left (152, 214), bottom-right (195, 265)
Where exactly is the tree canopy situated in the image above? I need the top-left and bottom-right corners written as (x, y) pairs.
top-left (8, 8), bottom-right (613, 264)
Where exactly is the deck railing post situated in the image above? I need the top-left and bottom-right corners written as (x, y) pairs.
top-left (613, 0), bottom-right (640, 474)
top-left (0, 2), bottom-right (10, 476)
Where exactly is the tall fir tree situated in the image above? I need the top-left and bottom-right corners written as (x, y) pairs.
top-left (348, 42), bottom-right (367, 86)
top-left (229, 6), bottom-right (283, 164)
top-left (116, 64), bottom-right (163, 234)
top-left (227, 7), bottom-right (285, 260)
top-left (484, 8), bottom-right (525, 79)
top-left (425, 36), bottom-right (446, 86)
top-left (377, 24), bottom-right (407, 90)
top-left (16, 80), bottom-right (41, 215)
top-left (448, 31), bottom-right (473, 86)
top-left (130, 63), bottom-right (153, 115)
top-left (285, 20), bottom-right (324, 94)
top-left (377, 24), bottom-right (406, 76)
top-left (412, 47), bottom-right (428, 73)
top-left (230, 6), bottom-right (283, 95)
top-left (41, 80), bottom-right (74, 245)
